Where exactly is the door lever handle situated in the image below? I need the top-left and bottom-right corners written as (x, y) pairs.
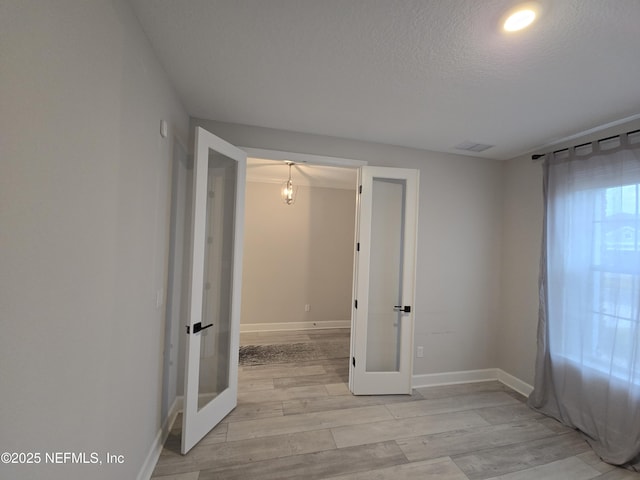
top-left (393, 305), bottom-right (411, 313)
top-left (186, 322), bottom-right (214, 334)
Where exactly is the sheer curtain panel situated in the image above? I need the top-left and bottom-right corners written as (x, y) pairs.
top-left (529, 131), bottom-right (640, 469)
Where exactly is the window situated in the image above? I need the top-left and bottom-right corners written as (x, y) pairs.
top-left (550, 179), bottom-right (640, 381)
top-left (592, 184), bottom-right (640, 375)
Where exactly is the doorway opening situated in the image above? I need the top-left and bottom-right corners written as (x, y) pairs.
top-left (238, 155), bottom-right (360, 392)
top-left (161, 143), bottom-right (367, 454)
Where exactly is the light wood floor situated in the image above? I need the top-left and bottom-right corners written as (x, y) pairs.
top-left (151, 329), bottom-right (637, 480)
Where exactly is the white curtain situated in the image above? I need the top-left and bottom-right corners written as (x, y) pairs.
top-left (528, 132), bottom-right (640, 469)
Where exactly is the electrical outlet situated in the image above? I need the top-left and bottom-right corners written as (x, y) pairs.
top-left (305, 304), bottom-right (310, 312)
top-left (416, 346), bottom-right (424, 358)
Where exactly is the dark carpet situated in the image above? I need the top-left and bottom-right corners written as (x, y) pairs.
top-left (239, 341), bottom-right (349, 366)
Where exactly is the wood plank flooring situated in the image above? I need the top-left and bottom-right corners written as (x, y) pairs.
top-left (151, 329), bottom-right (638, 480)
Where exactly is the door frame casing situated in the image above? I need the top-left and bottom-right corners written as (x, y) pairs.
top-left (241, 148), bottom-right (367, 170)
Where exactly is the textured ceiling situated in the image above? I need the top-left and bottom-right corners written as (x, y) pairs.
top-left (130, 0), bottom-right (640, 160)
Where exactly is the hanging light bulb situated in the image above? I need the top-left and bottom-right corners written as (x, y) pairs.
top-left (281, 161), bottom-right (298, 205)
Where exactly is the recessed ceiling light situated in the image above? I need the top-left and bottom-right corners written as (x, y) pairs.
top-left (502, 2), bottom-right (540, 32)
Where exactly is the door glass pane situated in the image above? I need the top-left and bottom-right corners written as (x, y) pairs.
top-left (198, 149), bottom-right (237, 410)
top-left (366, 177), bottom-right (405, 372)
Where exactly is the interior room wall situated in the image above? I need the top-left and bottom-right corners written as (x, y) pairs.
top-left (241, 181), bottom-right (356, 329)
top-left (497, 154), bottom-right (544, 386)
top-left (0, 2), bottom-right (189, 479)
top-left (192, 119), bottom-right (504, 377)
top-left (498, 118), bottom-right (640, 386)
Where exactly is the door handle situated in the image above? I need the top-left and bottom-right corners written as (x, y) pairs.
top-left (186, 322), bottom-right (214, 334)
top-left (393, 305), bottom-right (411, 313)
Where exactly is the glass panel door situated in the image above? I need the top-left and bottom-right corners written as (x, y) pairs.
top-left (182, 127), bottom-right (246, 453)
top-left (350, 167), bottom-right (418, 395)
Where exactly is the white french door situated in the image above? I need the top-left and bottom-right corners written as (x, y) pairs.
top-left (350, 166), bottom-right (419, 395)
top-left (181, 127), bottom-right (246, 454)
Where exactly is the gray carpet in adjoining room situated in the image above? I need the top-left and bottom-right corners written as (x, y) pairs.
top-left (239, 341), bottom-right (349, 366)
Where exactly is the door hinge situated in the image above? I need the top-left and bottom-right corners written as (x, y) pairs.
top-left (352, 357), bottom-right (356, 367)
top-left (354, 299), bottom-right (358, 309)
top-left (359, 185), bottom-right (362, 194)
top-left (356, 242), bottom-right (360, 251)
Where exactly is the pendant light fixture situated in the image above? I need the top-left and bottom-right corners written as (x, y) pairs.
top-left (281, 161), bottom-right (298, 205)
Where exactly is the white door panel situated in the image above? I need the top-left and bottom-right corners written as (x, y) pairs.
top-left (350, 166), bottom-right (419, 395)
top-left (181, 127), bottom-right (246, 453)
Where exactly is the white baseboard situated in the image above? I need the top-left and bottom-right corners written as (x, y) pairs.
top-left (412, 368), bottom-right (500, 388)
top-left (412, 368), bottom-right (533, 398)
top-left (497, 369), bottom-right (534, 397)
top-left (240, 320), bottom-right (350, 332)
top-left (136, 398), bottom-right (180, 480)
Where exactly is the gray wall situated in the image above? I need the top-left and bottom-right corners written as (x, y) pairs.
top-left (497, 153), bottom-right (544, 385)
top-left (241, 182), bottom-right (356, 327)
top-left (192, 118), bottom-right (504, 376)
top-left (0, 1), bottom-right (189, 479)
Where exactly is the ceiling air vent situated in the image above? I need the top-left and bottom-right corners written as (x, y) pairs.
top-left (454, 141), bottom-right (495, 153)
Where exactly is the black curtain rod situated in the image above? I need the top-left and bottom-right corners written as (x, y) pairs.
top-left (531, 128), bottom-right (640, 160)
